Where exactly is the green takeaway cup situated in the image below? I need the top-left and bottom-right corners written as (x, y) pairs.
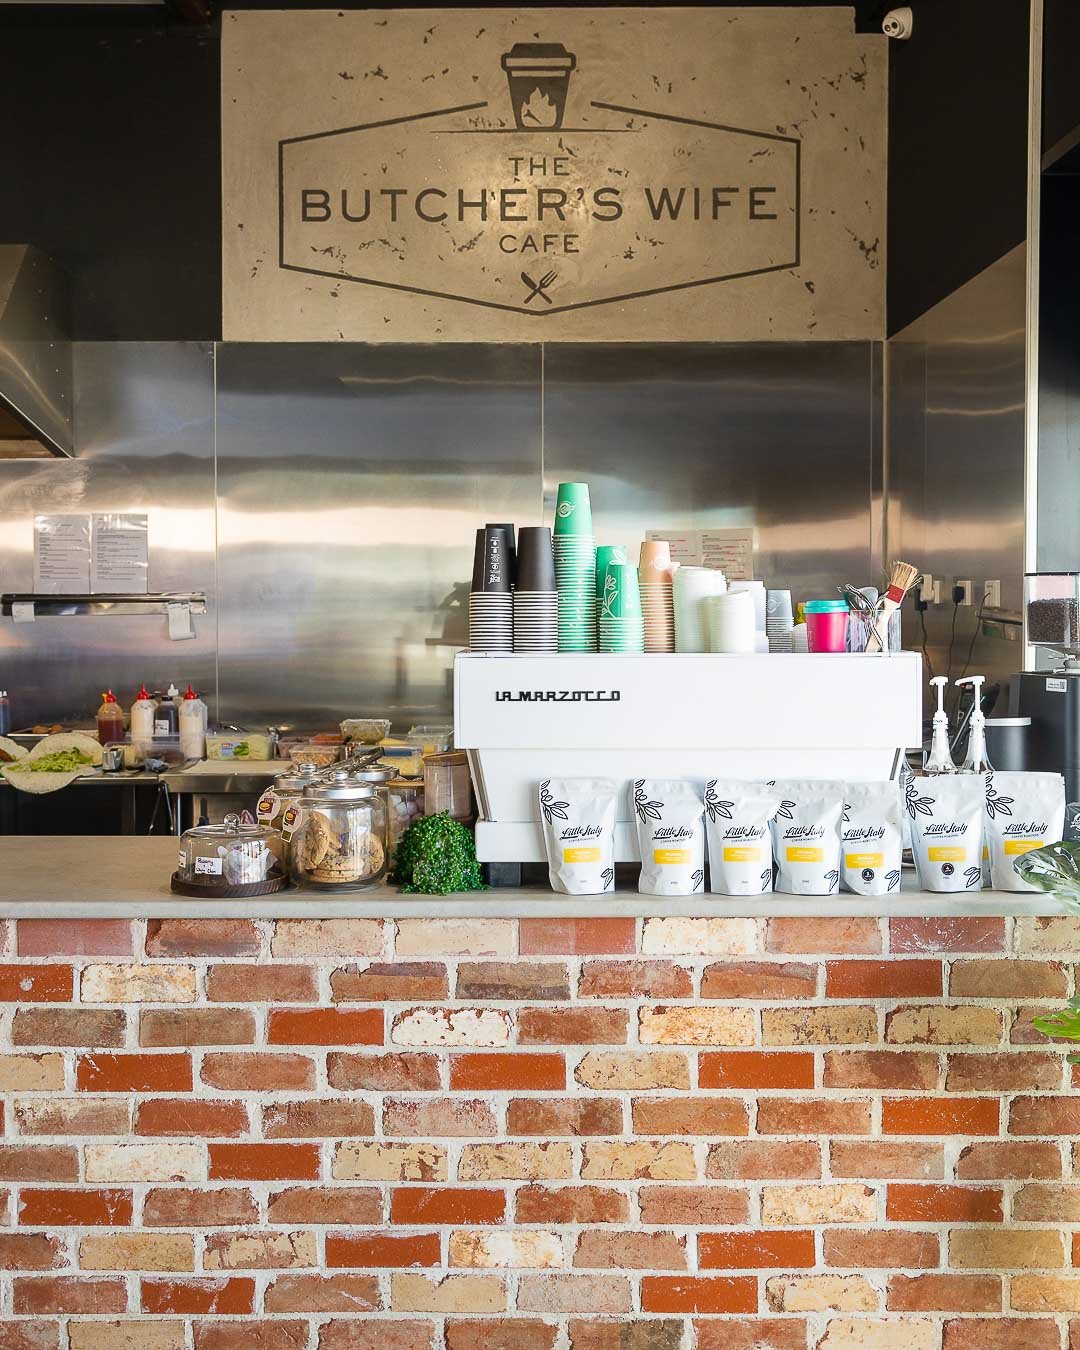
top-left (553, 482), bottom-right (593, 536)
top-left (595, 544), bottom-right (628, 599)
top-left (602, 562), bottom-right (643, 620)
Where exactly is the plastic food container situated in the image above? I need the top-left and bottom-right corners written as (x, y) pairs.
top-left (424, 750), bottom-right (474, 821)
top-left (174, 813), bottom-right (286, 895)
top-left (287, 741), bottom-right (340, 769)
top-left (205, 732), bottom-right (274, 760)
top-left (293, 769), bottom-right (388, 891)
top-left (378, 744), bottom-right (424, 779)
top-left (405, 724), bottom-right (453, 754)
top-left (341, 718), bottom-right (391, 746)
top-left (804, 599), bottom-right (850, 653)
top-left (119, 737), bottom-right (185, 768)
top-left (1025, 572), bottom-right (1080, 651)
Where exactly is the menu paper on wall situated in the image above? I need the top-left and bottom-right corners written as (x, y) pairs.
top-left (91, 514), bottom-right (149, 594)
top-left (646, 528), bottom-right (755, 580)
top-left (701, 529), bottom-right (755, 581)
top-left (33, 515), bottom-right (91, 594)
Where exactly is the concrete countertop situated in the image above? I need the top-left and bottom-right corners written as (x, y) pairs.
top-left (0, 837), bottom-right (1065, 918)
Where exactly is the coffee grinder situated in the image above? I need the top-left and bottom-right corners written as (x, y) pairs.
top-left (1012, 571), bottom-right (1080, 799)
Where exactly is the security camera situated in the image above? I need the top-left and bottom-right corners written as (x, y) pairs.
top-left (883, 7), bottom-right (913, 39)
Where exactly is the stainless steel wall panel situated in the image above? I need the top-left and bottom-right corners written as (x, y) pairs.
top-left (0, 342), bottom-right (215, 727)
top-left (0, 337), bottom-right (894, 736)
top-left (0, 246), bottom-right (72, 458)
top-left (886, 245), bottom-right (1027, 712)
top-left (541, 343), bottom-right (880, 601)
top-left (213, 343), bottom-right (542, 729)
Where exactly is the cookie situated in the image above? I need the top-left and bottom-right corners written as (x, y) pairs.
top-left (308, 832), bottom-right (386, 884)
top-left (298, 811), bottom-right (333, 872)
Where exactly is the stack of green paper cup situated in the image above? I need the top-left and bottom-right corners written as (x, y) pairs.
top-left (599, 561), bottom-right (645, 652)
top-left (553, 482), bottom-right (597, 652)
top-left (595, 545), bottom-right (628, 601)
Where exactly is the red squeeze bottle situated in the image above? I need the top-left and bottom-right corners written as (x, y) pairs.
top-left (97, 689), bottom-right (126, 747)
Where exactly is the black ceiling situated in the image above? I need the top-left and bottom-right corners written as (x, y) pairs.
top-left (0, 0), bottom-right (892, 32)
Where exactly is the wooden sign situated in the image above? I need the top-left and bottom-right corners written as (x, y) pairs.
top-left (222, 8), bottom-right (885, 341)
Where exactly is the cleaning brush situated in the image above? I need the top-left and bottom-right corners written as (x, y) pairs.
top-left (866, 560), bottom-right (921, 654)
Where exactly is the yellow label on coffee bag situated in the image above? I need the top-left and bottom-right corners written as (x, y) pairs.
top-left (723, 846), bottom-right (762, 863)
top-left (563, 846), bottom-right (601, 863)
top-left (1004, 838), bottom-right (1042, 856)
top-left (845, 852), bottom-right (884, 869)
top-left (653, 847), bottom-right (691, 865)
top-left (786, 846), bottom-right (824, 863)
top-left (928, 846), bottom-right (967, 862)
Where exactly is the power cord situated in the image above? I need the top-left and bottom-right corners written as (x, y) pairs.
top-left (914, 594), bottom-right (935, 682)
top-left (955, 593), bottom-right (988, 688)
top-left (944, 600), bottom-right (960, 683)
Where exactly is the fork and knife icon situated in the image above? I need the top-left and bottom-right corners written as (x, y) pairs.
top-left (521, 270), bottom-right (557, 304)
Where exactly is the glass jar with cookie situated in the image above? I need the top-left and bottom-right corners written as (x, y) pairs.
top-left (292, 768), bottom-right (388, 890)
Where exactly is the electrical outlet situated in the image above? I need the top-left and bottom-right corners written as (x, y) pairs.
top-left (955, 579), bottom-right (973, 606)
top-left (919, 573), bottom-right (934, 604)
top-left (932, 579), bottom-right (942, 605)
top-left (983, 579), bottom-right (1001, 608)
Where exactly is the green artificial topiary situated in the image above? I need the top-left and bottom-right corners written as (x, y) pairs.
top-left (391, 811), bottom-right (487, 895)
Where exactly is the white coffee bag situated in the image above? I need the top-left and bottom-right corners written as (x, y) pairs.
top-left (841, 781), bottom-right (904, 896)
top-left (770, 780), bottom-right (844, 895)
top-left (704, 778), bottom-right (780, 895)
top-left (908, 773), bottom-right (985, 892)
top-left (539, 777), bottom-right (617, 895)
top-left (984, 770), bottom-right (1066, 892)
top-left (633, 778), bottom-right (705, 895)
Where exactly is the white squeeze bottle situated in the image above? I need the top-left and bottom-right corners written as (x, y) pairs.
top-left (179, 684), bottom-right (208, 761)
top-left (130, 684), bottom-right (156, 751)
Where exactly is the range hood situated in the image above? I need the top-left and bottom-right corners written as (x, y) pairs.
top-left (0, 246), bottom-right (72, 458)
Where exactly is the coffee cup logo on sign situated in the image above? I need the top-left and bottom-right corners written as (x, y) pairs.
top-left (279, 37), bottom-right (801, 317)
top-left (501, 44), bottom-right (577, 131)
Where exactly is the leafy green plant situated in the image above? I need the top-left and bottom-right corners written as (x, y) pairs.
top-left (1013, 842), bottom-right (1080, 1058)
top-left (390, 811), bottom-right (487, 896)
top-left (1033, 999), bottom-right (1080, 1064)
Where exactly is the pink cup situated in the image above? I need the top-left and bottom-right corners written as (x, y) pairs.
top-left (805, 608), bottom-right (849, 653)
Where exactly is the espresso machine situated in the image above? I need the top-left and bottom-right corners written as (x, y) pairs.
top-left (455, 650), bottom-right (923, 869)
top-left (1012, 572), bottom-right (1080, 800)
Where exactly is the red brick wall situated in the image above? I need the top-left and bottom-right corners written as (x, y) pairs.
top-left (0, 912), bottom-right (1077, 1350)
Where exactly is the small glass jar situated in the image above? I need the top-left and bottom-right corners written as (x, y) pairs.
top-left (257, 762), bottom-right (323, 869)
top-left (424, 750), bottom-right (473, 821)
top-left (293, 768), bottom-right (388, 890)
top-left (257, 762), bottom-right (323, 825)
top-left (177, 813), bottom-right (285, 888)
top-left (386, 778), bottom-right (426, 863)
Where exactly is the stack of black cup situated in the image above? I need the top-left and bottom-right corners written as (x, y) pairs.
top-left (513, 525), bottom-right (558, 652)
top-left (468, 525), bottom-right (513, 651)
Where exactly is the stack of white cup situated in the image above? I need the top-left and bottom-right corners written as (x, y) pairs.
top-left (706, 590), bottom-right (757, 653)
top-left (674, 566), bottom-right (727, 653)
top-left (766, 589), bottom-right (795, 653)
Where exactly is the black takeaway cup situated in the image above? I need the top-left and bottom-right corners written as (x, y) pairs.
top-left (470, 528), bottom-right (486, 593)
top-left (486, 523), bottom-right (517, 584)
top-left (479, 526), bottom-right (511, 594)
top-left (516, 525), bottom-right (556, 592)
